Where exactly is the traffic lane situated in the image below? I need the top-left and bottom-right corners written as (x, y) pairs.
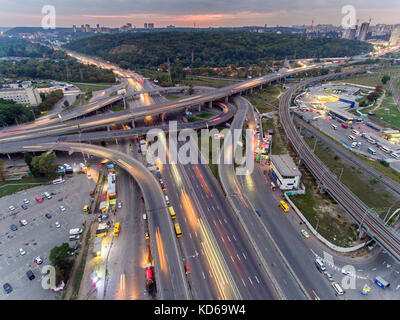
top-left (238, 165), bottom-right (337, 300)
top-left (104, 165), bottom-right (152, 300)
top-left (160, 162), bottom-right (219, 299)
top-left (188, 161), bottom-right (277, 299)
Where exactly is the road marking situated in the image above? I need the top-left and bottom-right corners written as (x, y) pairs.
top-left (242, 252), bottom-right (247, 260)
top-left (248, 277), bottom-right (253, 286)
top-left (255, 275), bottom-right (260, 284)
top-left (230, 255), bottom-right (235, 263)
top-left (227, 235), bottom-right (231, 242)
top-left (202, 272), bottom-right (206, 279)
top-left (232, 235), bottom-right (237, 241)
top-left (221, 237), bottom-right (225, 243)
top-left (209, 270), bottom-right (213, 278)
top-left (241, 278), bottom-right (246, 287)
top-left (236, 254), bottom-right (241, 261)
top-left (189, 233), bottom-right (192, 239)
top-left (218, 218), bottom-right (222, 225)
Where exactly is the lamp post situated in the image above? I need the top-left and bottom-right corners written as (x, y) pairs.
top-left (383, 199), bottom-right (400, 223)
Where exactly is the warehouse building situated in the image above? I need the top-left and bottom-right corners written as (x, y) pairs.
top-left (0, 87), bottom-right (42, 106)
top-left (270, 154), bottom-right (302, 190)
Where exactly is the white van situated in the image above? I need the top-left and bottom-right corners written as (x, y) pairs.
top-left (69, 228), bottom-right (83, 236)
top-left (332, 282), bottom-right (344, 296)
top-left (348, 135), bottom-right (356, 141)
top-left (53, 178), bottom-right (65, 185)
top-left (315, 258), bottom-right (326, 272)
top-left (69, 235), bottom-right (80, 241)
top-left (351, 129), bottom-right (360, 136)
top-left (44, 192), bottom-right (52, 199)
top-left (331, 124), bottom-right (337, 130)
top-left (390, 152), bottom-right (400, 159)
top-left (165, 195), bottom-right (170, 206)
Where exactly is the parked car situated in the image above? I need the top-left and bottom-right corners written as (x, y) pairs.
top-left (35, 196), bottom-right (43, 203)
top-left (19, 220), bottom-right (27, 226)
top-left (45, 213), bottom-right (52, 219)
top-left (117, 202), bottom-right (122, 209)
top-left (19, 248), bottom-right (26, 256)
top-left (26, 270), bottom-right (35, 280)
top-left (23, 199), bottom-right (30, 204)
top-left (10, 224), bottom-right (17, 231)
top-left (8, 205), bottom-right (15, 211)
top-left (59, 206), bottom-right (66, 212)
top-left (3, 283), bottom-right (12, 294)
top-left (21, 204), bottom-right (28, 210)
top-left (55, 222), bottom-right (61, 228)
top-left (34, 256), bottom-right (43, 265)
top-left (87, 174), bottom-right (92, 179)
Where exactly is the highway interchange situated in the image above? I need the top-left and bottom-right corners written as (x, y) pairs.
top-left (1, 47), bottom-right (400, 300)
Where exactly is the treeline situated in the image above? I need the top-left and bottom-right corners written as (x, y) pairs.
top-left (39, 89), bottom-right (64, 113)
top-left (64, 31), bottom-right (372, 70)
top-left (0, 37), bottom-right (54, 57)
top-left (0, 99), bottom-right (35, 126)
top-left (0, 56), bottom-right (116, 83)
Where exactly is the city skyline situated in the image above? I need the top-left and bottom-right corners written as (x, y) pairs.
top-left (0, 0), bottom-right (399, 28)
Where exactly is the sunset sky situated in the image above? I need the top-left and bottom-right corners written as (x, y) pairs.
top-left (0, 0), bottom-right (399, 28)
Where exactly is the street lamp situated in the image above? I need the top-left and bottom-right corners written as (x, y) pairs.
top-left (26, 104), bottom-right (36, 121)
top-left (383, 199), bottom-right (400, 223)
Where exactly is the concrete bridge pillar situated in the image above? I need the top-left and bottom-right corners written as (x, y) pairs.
top-left (208, 101), bottom-right (212, 109)
top-left (7, 153), bottom-right (11, 161)
top-left (225, 96), bottom-right (229, 103)
top-left (198, 104), bottom-right (202, 112)
top-left (131, 120), bottom-right (135, 128)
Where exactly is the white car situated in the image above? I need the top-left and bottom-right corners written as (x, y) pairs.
top-left (34, 256), bottom-right (43, 265)
top-left (87, 174), bottom-right (92, 179)
top-left (19, 219), bottom-right (28, 226)
top-left (117, 202), bottom-right (122, 209)
top-left (9, 205), bottom-right (15, 211)
top-left (55, 222), bottom-right (61, 228)
top-left (301, 229), bottom-right (310, 238)
top-left (59, 206), bottom-right (66, 212)
top-left (23, 199), bottom-right (30, 204)
top-left (341, 268), bottom-right (354, 276)
top-left (19, 248), bottom-right (26, 256)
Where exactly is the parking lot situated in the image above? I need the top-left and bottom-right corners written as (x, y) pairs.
top-left (0, 172), bottom-right (95, 300)
top-left (298, 110), bottom-right (400, 164)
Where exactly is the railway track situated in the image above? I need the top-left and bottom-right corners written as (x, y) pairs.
top-left (279, 71), bottom-right (400, 262)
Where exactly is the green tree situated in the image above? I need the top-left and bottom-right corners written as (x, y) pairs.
top-left (49, 242), bottom-right (74, 284)
top-left (188, 83), bottom-right (194, 95)
top-left (381, 74), bottom-right (391, 85)
top-left (30, 152), bottom-right (57, 178)
top-left (0, 158), bottom-right (6, 181)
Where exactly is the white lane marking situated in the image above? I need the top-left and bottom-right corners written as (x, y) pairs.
top-left (213, 220), bottom-right (217, 226)
top-left (223, 218), bottom-right (227, 223)
top-left (241, 278), bottom-right (246, 287)
top-left (189, 233), bottom-right (192, 239)
top-left (218, 218), bottom-right (222, 225)
top-left (207, 207), bottom-right (210, 212)
top-left (237, 254), bottom-right (241, 261)
top-left (209, 270), bottom-right (213, 278)
top-left (221, 237), bottom-right (225, 243)
top-left (227, 235), bottom-right (231, 242)
top-left (242, 252), bottom-right (247, 260)
top-left (230, 256), bottom-right (235, 263)
top-left (194, 231), bottom-right (198, 238)
top-left (248, 277), bottom-right (253, 286)
top-left (202, 272), bottom-right (206, 279)
top-left (255, 275), bottom-right (260, 284)
top-left (232, 235), bottom-right (237, 241)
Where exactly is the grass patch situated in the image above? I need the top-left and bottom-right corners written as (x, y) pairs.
top-left (304, 135), bottom-right (394, 219)
top-left (181, 76), bottom-right (238, 88)
top-left (0, 176), bottom-right (51, 198)
top-left (373, 95), bottom-right (400, 129)
top-left (111, 103), bottom-right (125, 112)
top-left (247, 97), bottom-right (275, 113)
top-left (252, 85), bottom-right (283, 106)
top-left (164, 94), bottom-right (181, 100)
top-left (262, 115), bottom-right (286, 155)
top-left (69, 224), bottom-right (91, 300)
top-left (71, 82), bottom-right (114, 93)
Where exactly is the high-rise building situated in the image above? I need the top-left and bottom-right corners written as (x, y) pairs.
top-left (390, 26), bottom-right (400, 46)
top-left (357, 22), bottom-right (369, 41)
top-left (342, 27), bottom-right (357, 40)
top-left (148, 23), bottom-right (154, 29)
top-left (96, 24), bottom-right (101, 33)
top-left (85, 24), bottom-right (90, 32)
top-left (126, 23), bottom-right (132, 30)
top-left (73, 25), bottom-right (77, 33)
top-left (144, 23), bottom-right (148, 29)
top-left (81, 24), bottom-right (85, 32)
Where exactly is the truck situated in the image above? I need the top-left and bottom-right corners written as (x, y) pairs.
top-left (95, 223), bottom-right (108, 237)
top-left (92, 237), bottom-right (102, 257)
top-left (145, 264), bottom-right (155, 293)
top-left (69, 228), bottom-right (83, 236)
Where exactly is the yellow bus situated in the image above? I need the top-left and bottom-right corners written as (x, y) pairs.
top-left (279, 200), bottom-right (290, 213)
top-left (168, 206), bottom-right (176, 220)
top-left (174, 223), bottom-right (182, 238)
top-left (113, 222), bottom-right (121, 237)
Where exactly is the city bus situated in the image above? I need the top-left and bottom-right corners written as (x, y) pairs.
top-left (368, 147), bottom-right (376, 155)
top-left (168, 206), bottom-right (176, 220)
top-left (279, 200), bottom-right (290, 213)
top-left (113, 222), bottom-right (121, 237)
top-left (174, 223), bottom-right (182, 238)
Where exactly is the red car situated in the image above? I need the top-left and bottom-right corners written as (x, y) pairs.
top-left (184, 264), bottom-right (191, 275)
top-left (341, 123), bottom-right (348, 129)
